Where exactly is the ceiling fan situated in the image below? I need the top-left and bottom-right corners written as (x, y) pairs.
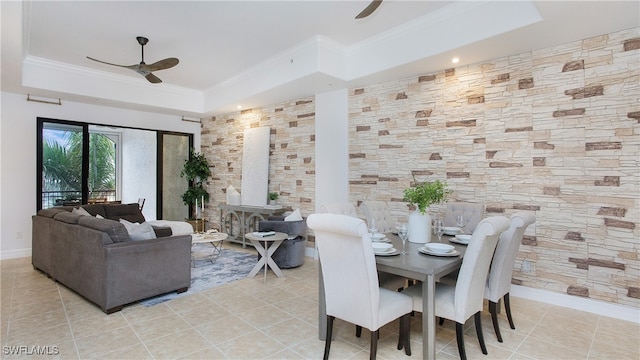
top-left (87, 36), bottom-right (179, 84)
top-left (355, 0), bottom-right (383, 19)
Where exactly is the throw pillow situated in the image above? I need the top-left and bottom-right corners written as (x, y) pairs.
top-left (285, 208), bottom-right (303, 222)
top-left (96, 214), bottom-right (104, 219)
top-left (72, 207), bottom-right (92, 217)
top-left (119, 219), bottom-right (156, 241)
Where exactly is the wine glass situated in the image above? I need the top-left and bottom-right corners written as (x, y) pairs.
top-left (397, 223), bottom-right (408, 255)
top-left (456, 214), bottom-right (466, 234)
top-left (435, 220), bottom-right (445, 242)
top-left (432, 215), bottom-right (439, 235)
top-left (368, 219), bottom-right (378, 237)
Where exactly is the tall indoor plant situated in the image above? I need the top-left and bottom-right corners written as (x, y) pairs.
top-left (403, 178), bottom-right (451, 243)
top-left (180, 149), bottom-right (211, 221)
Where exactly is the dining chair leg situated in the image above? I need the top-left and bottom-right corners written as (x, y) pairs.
top-left (324, 316), bottom-right (334, 360)
top-left (356, 325), bottom-right (363, 337)
top-left (455, 322), bottom-right (467, 360)
top-left (489, 300), bottom-right (503, 342)
top-left (474, 311), bottom-right (488, 355)
top-left (369, 329), bottom-right (379, 360)
top-left (396, 313), bottom-right (412, 355)
top-left (504, 293), bottom-right (516, 329)
top-left (438, 317), bottom-right (445, 326)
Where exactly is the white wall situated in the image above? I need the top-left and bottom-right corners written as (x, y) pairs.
top-left (0, 91), bottom-right (201, 259)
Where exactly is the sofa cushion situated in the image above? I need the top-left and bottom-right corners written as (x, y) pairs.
top-left (152, 226), bottom-right (173, 238)
top-left (38, 208), bottom-right (69, 218)
top-left (72, 207), bottom-right (92, 217)
top-left (54, 211), bottom-right (82, 224)
top-left (104, 203), bottom-right (145, 223)
top-left (119, 219), bottom-right (157, 241)
top-left (78, 216), bottom-right (130, 243)
top-left (80, 204), bottom-right (108, 218)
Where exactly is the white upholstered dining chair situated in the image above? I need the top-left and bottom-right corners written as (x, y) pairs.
top-left (402, 216), bottom-right (510, 360)
top-left (320, 202), bottom-right (406, 292)
top-left (359, 200), bottom-right (395, 233)
top-left (307, 213), bottom-right (412, 360)
top-left (485, 211), bottom-right (536, 342)
top-left (444, 202), bottom-right (484, 234)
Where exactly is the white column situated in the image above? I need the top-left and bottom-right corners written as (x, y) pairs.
top-left (315, 88), bottom-right (349, 212)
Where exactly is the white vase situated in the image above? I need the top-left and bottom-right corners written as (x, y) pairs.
top-left (408, 209), bottom-right (432, 244)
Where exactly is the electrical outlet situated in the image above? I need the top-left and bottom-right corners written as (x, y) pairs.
top-left (521, 260), bottom-right (531, 273)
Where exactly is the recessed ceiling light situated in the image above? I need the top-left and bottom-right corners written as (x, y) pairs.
top-left (452, 57), bottom-right (460, 64)
top-left (237, 105), bottom-right (242, 110)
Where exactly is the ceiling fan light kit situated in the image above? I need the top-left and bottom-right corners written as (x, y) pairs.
top-left (87, 36), bottom-right (179, 84)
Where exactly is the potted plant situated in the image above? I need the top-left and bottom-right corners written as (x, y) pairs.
top-left (268, 192), bottom-right (279, 206)
top-left (180, 149), bottom-right (211, 228)
top-left (403, 178), bottom-right (451, 243)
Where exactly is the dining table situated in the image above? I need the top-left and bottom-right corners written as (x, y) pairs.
top-left (317, 232), bottom-right (467, 360)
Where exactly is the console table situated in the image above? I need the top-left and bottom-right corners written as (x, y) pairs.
top-left (218, 204), bottom-right (286, 247)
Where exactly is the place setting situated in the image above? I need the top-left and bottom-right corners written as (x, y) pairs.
top-left (418, 242), bottom-right (460, 257)
top-left (372, 242), bottom-right (400, 256)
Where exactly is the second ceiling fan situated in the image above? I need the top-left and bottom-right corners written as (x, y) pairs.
top-left (87, 36), bottom-right (179, 84)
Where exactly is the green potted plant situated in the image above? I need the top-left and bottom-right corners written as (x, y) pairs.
top-left (403, 178), bottom-right (451, 243)
top-left (268, 192), bottom-right (279, 205)
top-left (180, 149), bottom-right (211, 225)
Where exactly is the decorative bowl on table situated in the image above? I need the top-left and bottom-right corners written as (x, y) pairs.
top-left (372, 242), bottom-right (394, 254)
top-left (442, 226), bottom-right (462, 236)
top-left (424, 243), bottom-right (455, 254)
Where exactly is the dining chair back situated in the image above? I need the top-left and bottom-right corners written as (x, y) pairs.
top-left (319, 202), bottom-right (359, 217)
top-left (485, 211), bottom-right (536, 342)
top-left (444, 202), bottom-right (484, 234)
top-left (320, 203), bottom-right (404, 291)
top-left (359, 200), bottom-right (394, 233)
top-left (307, 213), bottom-right (412, 360)
top-left (402, 215), bottom-right (510, 360)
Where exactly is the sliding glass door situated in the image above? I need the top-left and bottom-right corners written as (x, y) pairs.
top-left (37, 117), bottom-right (193, 221)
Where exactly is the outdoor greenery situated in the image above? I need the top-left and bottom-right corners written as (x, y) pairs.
top-left (180, 149), bottom-right (211, 212)
top-left (403, 178), bottom-right (451, 214)
top-left (43, 132), bottom-right (115, 200)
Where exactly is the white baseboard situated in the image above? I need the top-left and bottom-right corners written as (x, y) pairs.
top-left (0, 248), bottom-right (32, 260)
top-left (511, 284), bottom-right (640, 323)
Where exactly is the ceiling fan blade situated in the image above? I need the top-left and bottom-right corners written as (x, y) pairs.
top-left (142, 57), bottom-right (179, 72)
top-left (356, 0), bottom-right (382, 19)
top-left (86, 56), bottom-right (137, 70)
top-left (145, 73), bottom-right (162, 84)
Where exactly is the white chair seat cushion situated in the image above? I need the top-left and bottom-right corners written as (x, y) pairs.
top-left (377, 288), bottom-right (413, 328)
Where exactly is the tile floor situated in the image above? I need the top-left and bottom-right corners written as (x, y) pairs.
top-left (1, 244), bottom-right (639, 360)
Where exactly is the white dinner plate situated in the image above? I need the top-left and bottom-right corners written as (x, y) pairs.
top-left (418, 247), bottom-right (460, 257)
top-left (374, 248), bottom-right (399, 256)
top-left (449, 238), bottom-right (469, 245)
top-left (450, 234), bottom-right (471, 245)
top-left (371, 233), bottom-right (386, 241)
top-left (442, 227), bottom-right (462, 235)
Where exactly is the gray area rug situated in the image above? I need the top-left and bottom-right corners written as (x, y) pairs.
top-left (140, 244), bottom-right (257, 306)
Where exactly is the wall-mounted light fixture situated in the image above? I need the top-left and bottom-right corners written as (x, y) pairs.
top-left (452, 57), bottom-right (460, 64)
top-left (181, 116), bottom-right (201, 123)
top-left (27, 94), bottom-right (61, 105)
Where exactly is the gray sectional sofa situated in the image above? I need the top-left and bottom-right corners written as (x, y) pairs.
top-left (32, 203), bottom-right (192, 314)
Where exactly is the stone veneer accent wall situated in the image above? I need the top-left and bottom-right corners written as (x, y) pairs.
top-left (200, 98), bottom-right (316, 233)
top-left (349, 27), bottom-right (639, 307)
